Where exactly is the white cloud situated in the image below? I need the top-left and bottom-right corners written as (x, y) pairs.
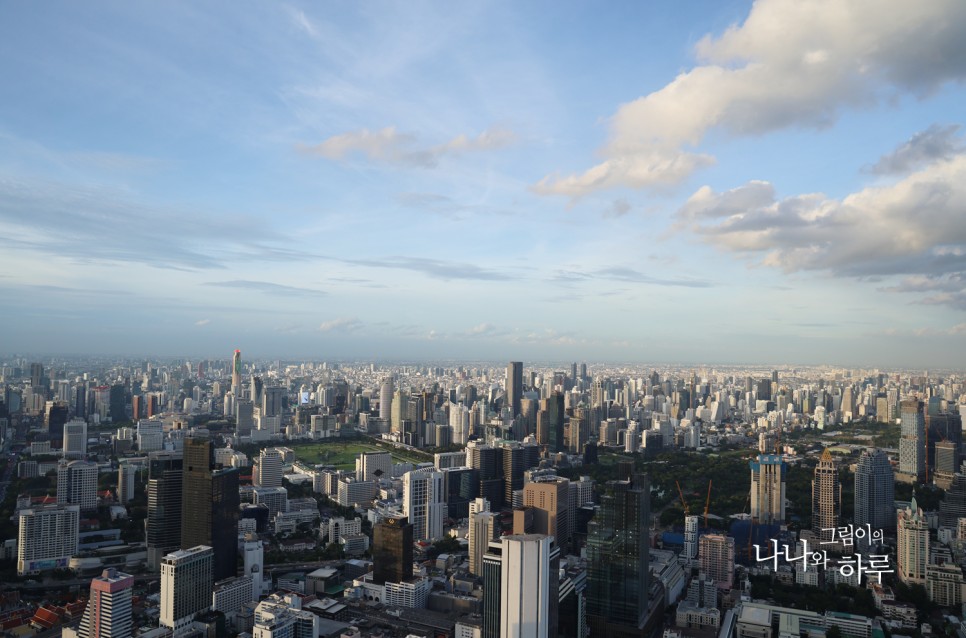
top-left (869, 124), bottom-right (963, 175)
top-left (303, 126), bottom-right (515, 168)
top-left (318, 317), bottom-right (363, 332)
top-left (537, 0), bottom-right (966, 197)
top-left (678, 151), bottom-right (966, 308)
top-left (195, 318), bottom-right (210, 326)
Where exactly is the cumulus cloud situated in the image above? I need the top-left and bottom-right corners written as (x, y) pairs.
top-left (869, 124), bottom-right (964, 175)
top-left (537, 0), bottom-right (966, 197)
top-left (677, 152), bottom-right (966, 309)
top-left (302, 126), bottom-right (515, 168)
top-left (318, 317), bottom-right (363, 332)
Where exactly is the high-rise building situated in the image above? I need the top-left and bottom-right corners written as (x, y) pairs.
top-left (63, 418), bottom-right (88, 458)
top-left (231, 350), bottom-right (242, 401)
top-left (897, 496), bottom-right (928, 585)
top-left (77, 568), bottom-right (134, 638)
top-left (118, 464), bottom-right (136, 504)
top-left (254, 448), bottom-right (283, 488)
top-left (379, 378), bottom-right (393, 420)
top-left (586, 474), bottom-right (650, 635)
top-left (469, 509), bottom-right (498, 576)
top-left (506, 362), bottom-right (523, 419)
top-left (372, 516), bottom-right (413, 585)
top-left (698, 534), bottom-right (735, 590)
top-left (683, 515), bottom-right (699, 562)
top-left (181, 437), bottom-right (240, 581)
top-left (243, 535), bottom-right (266, 602)
top-left (854, 449), bottom-right (895, 531)
top-left (160, 546), bottom-right (214, 634)
top-left (45, 400), bottom-right (69, 449)
top-left (500, 534), bottom-right (557, 638)
top-left (356, 451), bottom-right (392, 482)
top-left (147, 452), bottom-right (183, 570)
top-left (57, 460), bottom-right (98, 512)
top-left (899, 399), bottom-right (925, 482)
top-left (403, 468), bottom-right (445, 541)
top-left (522, 478), bottom-right (570, 548)
top-left (544, 392), bottom-right (565, 454)
top-left (926, 411), bottom-right (962, 482)
top-left (750, 454), bottom-right (785, 524)
top-left (17, 504), bottom-right (79, 575)
top-left (812, 449), bottom-right (841, 541)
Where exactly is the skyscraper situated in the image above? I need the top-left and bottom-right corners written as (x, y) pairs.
top-left (750, 454), bottom-right (785, 524)
top-left (698, 534), bottom-right (735, 590)
top-left (147, 452), bottom-right (183, 570)
top-left (500, 535), bottom-right (557, 638)
top-left (181, 437), bottom-right (239, 581)
top-left (897, 496), bottom-right (928, 585)
top-left (899, 399), bottom-right (925, 482)
top-left (231, 350), bottom-right (242, 401)
top-left (77, 568), bottom-right (134, 638)
top-left (506, 362), bottom-right (523, 419)
top-left (469, 509), bottom-right (498, 576)
top-left (45, 401), bottom-right (69, 449)
top-left (254, 448), bottom-right (283, 488)
top-left (17, 504), bottom-right (79, 575)
top-left (57, 460), bottom-right (98, 512)
top-left (379, 378), bottom-right (393, 420)
top-left (586, 473), bottom-right (650, 635)
top-left (160, 546), bottom-right (214, 634)
top-left (403, 468), bottom-right (445, 541)
top-left (854, 449), bottom-right (894, 531)
top-left (811, 449), bottom-right (841, 541)
top-left (522, 478), bottom-right (570, 548)
top-left (372, 516), bottom-right (413, 585)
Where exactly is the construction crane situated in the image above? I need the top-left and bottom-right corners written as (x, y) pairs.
top-left (703, 480), bottom-right (712, 528)
top-left (676, 480), bottom-right (690, 516)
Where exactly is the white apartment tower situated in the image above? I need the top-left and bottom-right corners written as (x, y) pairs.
top-left (254, 448), bottom-right (284, 488)
top-left (500, 534), bottom-right (555, 638)
top-left (403, 468), bottom-right (445, 541)
top-left (160, 546), bottom-right (214, 635)
top-left (898, 496), bottom-right (929, 585)
top-left (57, 460), bottom-right (98, 512)
top-left (17, 504), bottom-right (79, 575)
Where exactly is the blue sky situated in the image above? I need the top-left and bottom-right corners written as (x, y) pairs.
top-left (2, 1), bottom-right (966, 366)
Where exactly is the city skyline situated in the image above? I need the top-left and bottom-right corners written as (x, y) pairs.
top-left (2, 1), bottom-right (966, 366)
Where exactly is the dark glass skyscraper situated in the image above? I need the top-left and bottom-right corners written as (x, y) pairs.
top-left (545, 392), bottom-right (565, 454)
top-left (854, 449), bottom-right (895, 531)
top-left (506, 361), bottom-right (522, 419)
top-left (147, 452), bottom-right (183, 570)
top-left (372, 516), bottom-right (413, 585)
top-left (181, 437), bottom-right (239, 581)
top-left (45, 401), bottom-right (69, 448)
top-left (587, 473), bottom-right (650, 636)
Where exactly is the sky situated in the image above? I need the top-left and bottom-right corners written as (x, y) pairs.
top-left (1, 1), bottom-right (966, 366)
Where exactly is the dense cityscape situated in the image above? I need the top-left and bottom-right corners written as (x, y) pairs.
top-left (0, 354), bottom-right (963, 638)
top-left (4, 1), bottom-right (966, 638)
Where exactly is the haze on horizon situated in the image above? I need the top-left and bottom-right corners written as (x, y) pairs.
top-left (2, 1), bottom-right (966, 368)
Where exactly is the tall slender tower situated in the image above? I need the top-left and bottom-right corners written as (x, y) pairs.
top-left (500, 535), bottom-right (557, 638)
top-left (811, 449), bottom-right (841, 540)
top-left (899, 399), bottom-right (925, 482)
top-left (854, 449), bottom-right (894, 531)
top-left (231, 350), bottom-right (242, 400)
top-left (507, 362), bottom-right (523, 419)
top-left (897, 496), bottom-right (928, 585)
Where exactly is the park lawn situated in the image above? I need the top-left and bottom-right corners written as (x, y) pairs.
top-left (290, 441), bottom-right (419, 469)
